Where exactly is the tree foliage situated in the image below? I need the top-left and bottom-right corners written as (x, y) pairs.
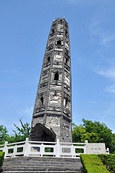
top-left (12, 119), bottom-right (31, 142)
top-left (72, 119), bottom-right (115, 153)
top-left (0, 125), bottom-right (9, 144)
top-left (0, 119), bottom-right (30, 144)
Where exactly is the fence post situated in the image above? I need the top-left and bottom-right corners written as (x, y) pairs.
top-left (3, 141), bottom-right (8, 158)
top-left (40, 143), bottom-right (44, 157)
top-left (71, 144), bottom-right (75, 157)
top-left (84, 140), bottom-right (88, 154)
top-left (13, 145), bottom-right (17, 157)
top-left (24, 138), bottom-right (29, 156)
top-left (56, 139), bottom-right (60, 157)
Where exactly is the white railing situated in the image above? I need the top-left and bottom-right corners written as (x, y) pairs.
top-left (0, 138), bottom-right (108, 158)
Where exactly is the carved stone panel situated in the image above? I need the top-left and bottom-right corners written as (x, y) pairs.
top-left (50, 85), bottom-right (61, 90)
top-left (54, 54), bottom-right (63, 62)
top-left (57, 24), bottom-right (63, 32)
top-left (49, 91), bottom-right (61, 106)
top-left (53, 54), bottom-right (63, 67)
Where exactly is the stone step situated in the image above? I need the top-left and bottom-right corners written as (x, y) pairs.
top-left (2, 156), bottom-right (83, 173)
top-left (3, 171), bottom-right (81, 173)
top-left (2, 165), bottom-right (81, 170)
top-left (2, 169), bottom-right (81, 172)
top-left (3, 157), bottom-right (79, 162)
top-left (2, 168), bottom-right (80, 171)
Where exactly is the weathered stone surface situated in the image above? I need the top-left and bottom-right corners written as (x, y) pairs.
top-left (30, 18), bottom-right (72, 142)
top-left (2, 157), bottom-right (83, 173)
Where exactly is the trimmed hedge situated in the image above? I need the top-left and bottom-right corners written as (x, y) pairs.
top-left (0, 152), bottom-right (4, 167)
top-left (80, 154), bottom-right (110, 173)
top-left (98, 154), bottom-right (115, 173)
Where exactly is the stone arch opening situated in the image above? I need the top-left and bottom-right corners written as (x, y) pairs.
top-left (40, 96), bottom-right (44, 105)
top-left (65, 98), bottom-right (68, 108)
top-left (57, 40), bottom-right (61, 45)
top-left (54, 72), bottom-right (59, 80)
top-left (47, 56), bottom-right (50, 62)
top-left (65, 57), bottom-right (68, 64)
top-left (52, 29), bottom-right (54, 34)
top-left (30, 123), bottom-right (56, 142)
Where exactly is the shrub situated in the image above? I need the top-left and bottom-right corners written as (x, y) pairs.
top-left (98, 154), bottom-right (115, 173)
top-left (0, 152), bottom-right (4, 167)
top-left (80, 154), bottom-right (110, 173)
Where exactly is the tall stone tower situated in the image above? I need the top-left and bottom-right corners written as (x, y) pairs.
top-left (30, 18), bottom-right (72, 142)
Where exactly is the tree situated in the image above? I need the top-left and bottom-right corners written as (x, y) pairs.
top-left (111, 133), bottom-right (115, 153)
top-left (12, 119), bottom-right (31, 142)
top-left (0, 125), bottom-right (9, 144)
top-left (72, 125), bottom-right (85, 142)
top-left (72, 119), bottom-right (114, 153)
top-left (0, 119), bottom-right (31, 144)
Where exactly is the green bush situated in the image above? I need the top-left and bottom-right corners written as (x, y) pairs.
top-left (98, 154), bottom-right (115, 173)
top-left (0, 152), bottom-right (4, 167)
top-left (80, 154), bottom-right (110, 173)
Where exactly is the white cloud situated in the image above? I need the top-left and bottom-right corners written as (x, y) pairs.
top-left (104, 85), bottom-right (115, 93)
top-left (101, 34), bottom-right (115, 46)
top-left (17, 107), bottom-right (33, 118)
top-left (101, 102), bottom-right (115, 120)
top-left (2, 69), bottom-right (22, 75)
top-left (96, 67), bottom-right (115, 94)
top-left (89, 19), bottom-right (115, 46)
top-left (97, 68), bottom-right (115, 80)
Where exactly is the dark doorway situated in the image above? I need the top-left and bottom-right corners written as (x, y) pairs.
top-left (30, 123), bottom-right (56, 142)
top-left (54, 72), bottom-right (59, 80)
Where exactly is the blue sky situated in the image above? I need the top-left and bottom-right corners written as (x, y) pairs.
top-left (0, 0), bottom-right (115, 134)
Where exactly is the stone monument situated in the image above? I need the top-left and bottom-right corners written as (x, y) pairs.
top-left (30, 18), bottom-right (72, 142)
